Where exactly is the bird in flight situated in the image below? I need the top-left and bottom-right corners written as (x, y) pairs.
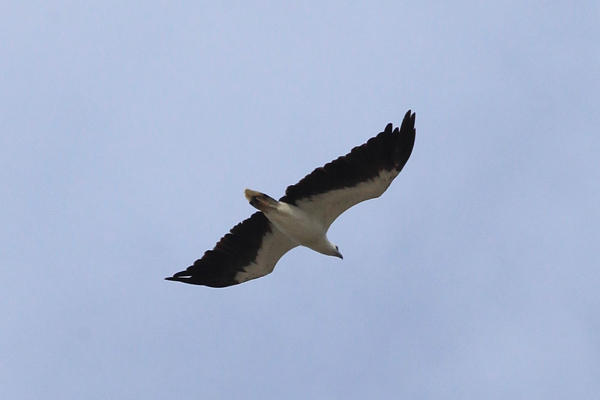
top-left (166, 110), bottom-right (416, 288)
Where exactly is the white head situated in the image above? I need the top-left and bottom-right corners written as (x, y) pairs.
top-left (325, 242), bottom-right (343, 259)
top-left (333, 245), bottom-right (343, 259)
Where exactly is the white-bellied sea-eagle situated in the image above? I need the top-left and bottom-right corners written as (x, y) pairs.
top-left (166, 110), bottom-right (416, 288)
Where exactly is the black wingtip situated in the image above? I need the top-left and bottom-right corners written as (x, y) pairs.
top-left (391, 109), bottom-right (416, 169)
top-left (401, 109), bottom-right (416, 140)
top-left (165, 270), bottom-right (192, 283)
top-left (403, 109), bottom-right (416, 126)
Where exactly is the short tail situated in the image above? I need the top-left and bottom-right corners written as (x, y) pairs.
top-left (244, 189), bottom-right (279, 212)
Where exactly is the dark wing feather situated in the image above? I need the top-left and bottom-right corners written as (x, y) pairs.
top-left (280, 110), bottom-right (416, 206)
top-left (279, 110), bottom-right (416, 227)
top-left (166, 212), bottom-right (296, 288)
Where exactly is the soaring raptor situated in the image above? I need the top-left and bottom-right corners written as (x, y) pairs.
top-left (166, 110), bottom-right (416, 288)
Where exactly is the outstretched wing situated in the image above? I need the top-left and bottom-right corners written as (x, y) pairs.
top-left (279, 110), bottom-right (416, 228)
top-left (166, 212), bottom-right (297, 288)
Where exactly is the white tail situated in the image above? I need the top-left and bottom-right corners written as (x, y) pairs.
top-left (244, 189), bottom-right (279, 212)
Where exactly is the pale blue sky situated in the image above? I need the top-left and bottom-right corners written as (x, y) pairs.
top-left (2, 1), bottom-right (599, 399)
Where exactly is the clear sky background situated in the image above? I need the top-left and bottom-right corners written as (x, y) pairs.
top-left (2, 1), bottom-right (599, 399)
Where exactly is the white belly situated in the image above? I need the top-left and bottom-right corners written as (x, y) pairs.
top-left (263, 202), bottom-right (329, 252)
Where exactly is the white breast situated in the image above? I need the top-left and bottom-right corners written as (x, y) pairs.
top-left (263, 201), bottom-right (330, 253)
